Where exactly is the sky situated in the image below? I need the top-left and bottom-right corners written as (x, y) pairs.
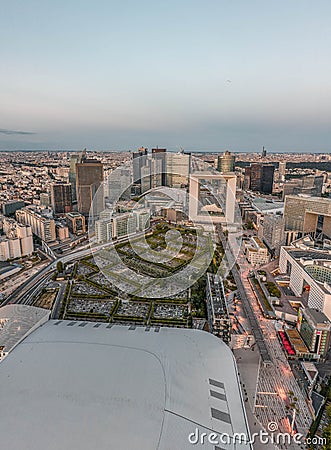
top-left (1, 0), bottom-right (331, 152)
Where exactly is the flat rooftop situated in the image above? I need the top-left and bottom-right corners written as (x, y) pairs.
top-left (0, 321), bottom-right (251, 450)
top-left (304, 308), bottom-right (331, 328)
top-left (286, 328), bottom-right (309, 354)
top-left (288, 249), bottom-right (331, 261)
top-left (252, 198), bottom-right (284, 212)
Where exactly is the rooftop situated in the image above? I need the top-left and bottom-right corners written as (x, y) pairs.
top-left (0, 321), bottom-right (251, 450)
top-left (286, 328), bottom-right (309, 354)
top-left (207, 273), bottom-right (229, 317)
top-left (0, 304), bottom-right (50, 354)
top-left (304, 308), bottom-right (331, 328)
top-left (252, 198), bottom-right (284, 213)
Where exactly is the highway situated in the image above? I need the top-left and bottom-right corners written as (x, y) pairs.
top-left (2, 231), bottom-right (147, 308)
top-left (1, 245), bottom-right (94, 307)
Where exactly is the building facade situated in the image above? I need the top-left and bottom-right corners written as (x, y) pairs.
top-left (76, 159), bottom-right (104, 218)
top-left (66, 212), bottom-right (86, 235)
top-left (297, 308), bottom-right (331, 359)
top-left (259, 213), bottom-right (285, 256)
top-left (284, 195), bottom-right (331, 241)
top-left (51, 183), bottom-right (72, 216)
top-left (16, 208), bottom-right (56, 243)
top-left (0, 219), bottom-right (33, 261)
top-left (166, 152), bottom-right (191, 187)
top-left (279, 240), bottom-right (331, 321)
top-left (2, 200), bottom-right (25, 217)
top-left (244, 164), bottom-right (275, 194)
top-left (217, 151), bottom-right (235, 174)
top-left (244, 236), bottom-right (270, 266)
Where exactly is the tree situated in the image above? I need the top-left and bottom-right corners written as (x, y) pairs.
top-left (56, 261), bottom-right (63, 273)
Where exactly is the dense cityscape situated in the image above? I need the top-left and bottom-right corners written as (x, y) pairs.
top-left (1, 1), bottom-right (331, 449)
top-left (0, 146), bottom-right (331, 449)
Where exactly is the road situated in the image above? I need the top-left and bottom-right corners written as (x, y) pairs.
top-left (218, 225), bottom-right (313, 439)
top-left (2, 231), bottom-right (147, 308)
top-left (217, 226), bottom-right (272, 364)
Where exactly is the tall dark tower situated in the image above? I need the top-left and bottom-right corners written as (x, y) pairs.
top-left (69, 148), bottom-right (86, 203)
top-left (245, 163), bottom-right (274, 194)
top-left (76, 157), bottom-right (104, 218)
top-left (151, 148), bottom-right (167, 187)
top-left (132, 147), bottom-right (148, 192)
top-left (262, 146), bottom-right (267, 157)
top-left (51, 183), bottom-right (72, 216)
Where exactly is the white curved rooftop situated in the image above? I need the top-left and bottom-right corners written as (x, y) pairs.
top-left (0, 321), bottom-right (251, 450)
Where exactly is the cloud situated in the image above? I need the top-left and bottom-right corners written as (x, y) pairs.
top-left (0, 128), bottom-right (36, 135)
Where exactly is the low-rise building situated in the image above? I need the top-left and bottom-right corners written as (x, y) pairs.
top-left (56, 224), bottom-right (69, 241)
top-left (297, 307), bottom-right (331, 359)
top-left (244, 236), bottom-right (270, 266)
top-left (66, 212), bottom-right (86, 235)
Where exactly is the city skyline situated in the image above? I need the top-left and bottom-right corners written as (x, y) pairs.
top-left (1, 1), bottom-right (331, 152)
top-left (1, 142), bottom-right (331, 444)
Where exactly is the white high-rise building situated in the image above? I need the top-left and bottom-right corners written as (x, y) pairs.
top-left (0, 220), bottom-right (33, 261)
top-left (133, 209), bottom-right (150, 231)
top-left (108, 169), bottom-right (131, 203)
top-left (95, 218), bottom-right (112, 243)
top-left (166, 153), bottom-right (191, 187)
top-left (0, 240), bottom-right (10, 261)
top-left (16, 208), bottom-right (56, 243)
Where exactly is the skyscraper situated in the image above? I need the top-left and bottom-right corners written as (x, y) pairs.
top-left (166, 152), bottom-right (191, 187)
top-left (217, 151), bottom-right (235, 173)
top-left (51, 183), bottom-right (72, 216)
top-left (69, 150), bottom-right (85, 203)
top-left (108, 168), bottom-right (131, 203)
top-left (278, 161), bottom-right (286, 181)
top-left (136, 148), bottom-right (168, 193)
top-left (261, 165), bottom-right (275, 194)
top-left (151, 148), bottom-right (167, 187)
top-left (259, 213), bottom-right (285, 256)
top-left (76, 158), bottom-right (104, 218)
top-left (245, 164), bottom-right (261, 191)
top-left (244, 163), bottom-right (275, 194)
top-left (132, 147), bottom-right (148, 190)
